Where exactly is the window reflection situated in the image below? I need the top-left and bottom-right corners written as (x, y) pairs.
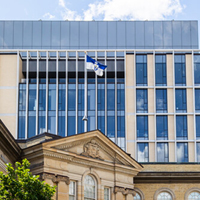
top-left (157, 143), bottom-right (168, 162)
top-left (155, 55), bottom-right (166, 86)
top-left (177, 142), bottom-right (188, 162)
top-left (137, 116), bottom-right (148, 140)
top-left (194, 55), bottom-right (200, 85)
top-left (175, 55), bottom-right (186, 86)
top-left (195, 89), bottom-right (200, 112)
top-left (156, 116), bottom-right (168, 140)
top-left (136, 89), bottom-right (148, 113)
top-left (175, 89), bottom-right (187, 113)
top-left (176, 116), bottom-right (187, 140)
top-left (137, 143), bottom-right (149, 162)
top-left (136, 55), bottom-right (147, 86)
top-left (156, 89), bottom-right (167, 113)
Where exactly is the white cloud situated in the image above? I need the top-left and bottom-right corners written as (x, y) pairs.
top-left (59, 0), bottom-right (65, 8)
top-left (83, 0), bottom-right (184, 20)
top-left (43, 13), bottom-right (55, 19)
top-left (58, 0), bottom-right (82, 20)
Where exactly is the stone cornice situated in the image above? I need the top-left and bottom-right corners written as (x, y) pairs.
top-left (135, 172), bottom-right (200, 183)
top-left (114, 186), bottom-right (136, 196)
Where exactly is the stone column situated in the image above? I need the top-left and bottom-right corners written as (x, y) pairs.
top-left (41, 173), bottom-right (70, 200)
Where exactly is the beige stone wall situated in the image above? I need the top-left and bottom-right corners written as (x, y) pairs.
top-left (0, 54), bottom-right (22, 138)
top-left (126, 54), bottom-right (136, 157)
top-left (135, 183), bottom-right (200, 200)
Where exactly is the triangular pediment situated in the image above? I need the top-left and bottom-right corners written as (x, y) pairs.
top-left (43, 130), bottom-right (143, 171)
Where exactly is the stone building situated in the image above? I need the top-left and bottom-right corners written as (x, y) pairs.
top-left (1, 20), bottom-right (200, 199)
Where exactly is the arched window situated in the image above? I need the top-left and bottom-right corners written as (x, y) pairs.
top-left (84, 175), bottom-right (96, 200)
top-left (188, 192), bottom-right (200, 200)
top-left (134, 192), bottom-right (141, 199)
top-left (157, 192), bottom-right (172, 200)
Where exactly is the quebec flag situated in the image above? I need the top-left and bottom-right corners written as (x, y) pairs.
top-left (86, 55), bottom-right (107, 76)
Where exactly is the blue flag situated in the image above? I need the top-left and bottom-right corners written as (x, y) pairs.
top-left (86, 55), bottom-right (107, 76)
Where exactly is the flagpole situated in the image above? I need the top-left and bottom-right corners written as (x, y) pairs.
top-left (84, 52), bottom-right (88, 132)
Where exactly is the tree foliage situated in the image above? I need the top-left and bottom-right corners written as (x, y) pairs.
top-left (0, 158), bottom-right (56, 200)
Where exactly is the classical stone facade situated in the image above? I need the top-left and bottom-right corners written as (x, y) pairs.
top-left (1, 119), bottom-right (200, 200)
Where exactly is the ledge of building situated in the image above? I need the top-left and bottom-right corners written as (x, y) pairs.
top-left (16, 132), bottom-right (63, 149)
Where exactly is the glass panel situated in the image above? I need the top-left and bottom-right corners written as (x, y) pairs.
top-left (177, 142), bottom-right (188, 162)
top-left (28, 84), bottom-right (36, 138)
top-left (51, 21), bottom-right (60, 48)
top-left (108, 22), bottom-right (116, 48)
top-left (175, 55), bottom-right (186, 86)
top-left (117, 22), bottom-right (125, 47)
top-left (181, 21), bottom-right (190, 47)
top-left (154, 21), bottom-right (163, 48)
top-left (195, 89), bottom-right (200, 112)
top-left (89, 21), bottom-right (97, 47)
top-left (70, 21), bottom-right (79, 48)
top-left (98, 21), bottom-right (107, 48)
top-left (191, 21), bottom-right (198, 48)
top-left (173, 21), bottom-right (182, 47)
top-left (157, 143), bottom-right (168, 162)
top-left (157, 192), bottom-right (172, 200)
top-left (163, 21), bottom-right (172, 48)
top-left (156, 116), bottom-right (168, 140)
top-left (18, 111), bottom-right (26, 139)
top-left (68, 79), bottom-right (76, 135)
top-left (137, 116), bottom-right (148, 140)
top-left (134, 193), bottom-right (141, 200)
top-left (196, 116), bottom-right (200, 140)
top-left (23, 21), bottom-right (32, 48)
top-left (0, 21), bottom-right (3, 47)
top-left (188, 192), bottom-right (200, 200)
top-left (33, 21), bottom-right (42, 47)
top-left (61, 21), bottom-right (69, 48)
top-left (69, 181), bottom-right (76, 200)
top-left (176, 116), bottom-right (187, 140)
top-left (4, 21), bottom-right (13, 48)
top-left (137, 143), bottom-right (149, 162)
top-left (126, 21), bottom-right (135, 48)
top-left (175, 89), bottom-right (187, 113)
top-left (155, 55), bottom-right (166, 86)
top-left (80, 22), bottom-right (89, 47)
top-left (136, 22), bottom-right (144, 48)
top-left (104, 188), bottom-right (110, 200)
top-left (14, 21), bottom-right (22, 47)
top-left (145, 21), bottom-right (153, 48)
top-left (84, 175), bottom-right (95, 200)
top-left (197, 143), bottom-right (200, 162)
top-left (156, 89), bottom-right (167, 113)
top-left (136, 89), bottom-right (148, 113)
top-left (78, 79), bottom-right (84, 134)
top-left (136, 55), bottom-right (147, 85)
top-left (194, 55), bottom-right (200, 85)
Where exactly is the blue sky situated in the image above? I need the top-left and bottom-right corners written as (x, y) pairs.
top-left (0, 0), bottom-right (199, 21)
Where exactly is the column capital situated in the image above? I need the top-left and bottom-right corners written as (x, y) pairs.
top-left (114, 186), bottom-right (136, 196)
top-left (40, 173), bottom-right (70, 185)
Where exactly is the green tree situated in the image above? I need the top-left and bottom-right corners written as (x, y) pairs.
top-left (0, 158), bottom-right (56, 200)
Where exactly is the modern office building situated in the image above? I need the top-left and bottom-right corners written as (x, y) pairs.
top-left (1, 20), bottom-right (200, 200)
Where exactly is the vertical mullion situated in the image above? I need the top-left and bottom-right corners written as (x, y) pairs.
top-left (25, 51), bottom-right (29, 139)
top-left (105, 51), bottom-right (107, 136)
top-left (76, 51), bottom-right (78, 134)
top-left (45, 51), bottom-right (48, 132)
top-left (115, 51), bottom-right (117, 144)
top-left (173, 51), bottom-right (177, 162)
top-left (124, 50), bottom-right (126, 151)
top-left (95, 51), bottom-right (98, 129)
top-left (56, 51), bottom-right (59, 135)
top-left (16, 51), bottom-right (20, 139)
top-left (84, 52), bottom-right (88, 132)
top-left (36, 51), bottom-right (39, 136)
top-left (65, 51), bottom-right (68, 136)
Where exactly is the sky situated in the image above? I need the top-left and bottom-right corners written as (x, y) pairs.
top-left (0, 0), bottom-right (199, 22)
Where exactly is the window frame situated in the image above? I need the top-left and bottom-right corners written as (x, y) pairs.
top-left (69, 180), bottom-right (77, 200)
